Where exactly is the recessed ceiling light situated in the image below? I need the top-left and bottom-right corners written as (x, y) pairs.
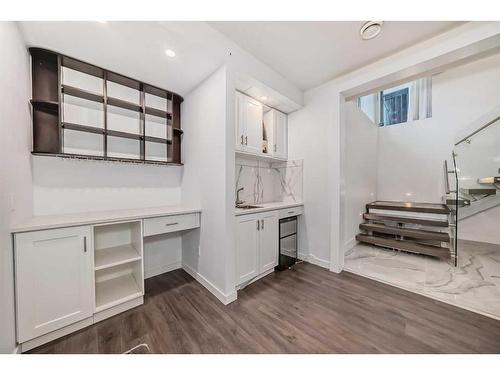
top-left (165, 49), bottom-right (176, 58)
top-left (260, 96), bottom-right (268, 101)
top-left (360, 21), bottom-right (384, 40)
top-left (96, 21), bottom-right (107, 24)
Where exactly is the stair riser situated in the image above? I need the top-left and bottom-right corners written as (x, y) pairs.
top-left (360, 223), bottom-right (450, 242)
top-left (368, 209), bottom-right (448, 221)
top-left (356, 234), bottom-right (450, 260)
top-left (363, 213), bottom-right (449, 227)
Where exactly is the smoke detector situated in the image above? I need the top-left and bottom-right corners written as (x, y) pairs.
top-left (360, 21), bottom-right (384, 40)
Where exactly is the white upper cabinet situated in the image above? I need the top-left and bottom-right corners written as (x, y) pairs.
top-left (273, 110), bottom-right (288, 160)
top-left (15, 226), bottom-right (94, 343)
top-left (235, 91), bottom-right (288, 160)
top-left (244, 96), bottom-right (263, 154)
top-left (235, 91), bottom-right (263, 154)
top-left (235, 92), bottom-right (245, 152)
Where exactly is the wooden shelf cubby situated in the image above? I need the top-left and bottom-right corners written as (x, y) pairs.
top-left (30, 48), bottom-right (183, 165)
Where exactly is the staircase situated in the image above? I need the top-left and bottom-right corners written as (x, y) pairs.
top-left (448, 175), bottom-right (500, 219)
top-left (356, 201), bottom-right (453, 261)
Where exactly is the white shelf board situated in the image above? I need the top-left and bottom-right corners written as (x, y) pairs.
top-left (95, 273), bottom-right (142, 312)
top-left (94, 244), bottom-right (141, 271)
top-left (236, 150), bottom-right (286, 162)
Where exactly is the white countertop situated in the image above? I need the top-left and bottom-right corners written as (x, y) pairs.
top-left (235, 201), bottom-right (303, 216)
top-left (11, 205), bottom-right (202, 233)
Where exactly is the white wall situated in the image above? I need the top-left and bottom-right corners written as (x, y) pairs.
top-left (181, 65), bottom-right (236, 301)
top-left (459, 205), bottom-right (500, 244)
top-left (32, 157), bottom-right (182, 215)
top-left (288, 86), bottom-right (332, 267)
top-left (0, 22), bottom-right (33, 354)
top-left (343, 101), bottom-right (378, 252)
top-left (377, 53), bottom-right (500, 203)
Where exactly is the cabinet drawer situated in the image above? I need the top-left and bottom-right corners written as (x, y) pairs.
top-left (143, 213), bottom-right (200, 237)
top-left (279, 206), bottom-right (304, 219)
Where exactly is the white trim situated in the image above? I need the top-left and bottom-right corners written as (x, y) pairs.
top-left (182, 263), bottom-right (237, 305)
top-left (343, 267), bottom-right (500, 322)
top-left (20, 316), bottom-right (94, 352)
top-left (308, 254), bottom-right (330, 269)
top-left (297, 252), bottom-right (330, 270)
top-left (93, 296), bottom-right (143, 323)
top-left (236, 268), bottom-right (274, 291)
top-left (145, 260), bottom-right (182, 279)
top-left (343, 237), bottom-right (357, 254)
top-left (297, 251), bottom-right (309, 261)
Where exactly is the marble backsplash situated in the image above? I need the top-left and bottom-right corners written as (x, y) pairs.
top-left (235, 157), bottom-right (303, 205)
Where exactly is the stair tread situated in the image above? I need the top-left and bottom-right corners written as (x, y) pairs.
top-left (478, 176), bottom-right (500, 184)
top-left (460, 187), bottom-right (497, 195)
top-left (356, 234), bottom-right (451, 259)
top-left (367, 201), bottom-right (450, 214)
top-left (360, 222), bottom-right (450, 242)
top-left (363, 213), bottom-right (449, 227)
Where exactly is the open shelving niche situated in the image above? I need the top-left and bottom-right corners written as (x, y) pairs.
top-left (30, 48), bottom-right (184, 165)
top-left (93, 220), bottom-right (144, 313)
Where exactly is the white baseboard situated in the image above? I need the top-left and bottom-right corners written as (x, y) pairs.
top-left (297, 251), bottom-right (329, 269)
top-left (20, 317), bottom-right (94, 352)
top-left (182, 263), bottom-right (237, 305)
top-left (297, 251), bottom-right (309, 261)
top-left (343, 237), bottom-right (358, 254)
top-left (145, 260), bottom-right (182, 279)
top-left (307, 254), bottom-right (330, 269)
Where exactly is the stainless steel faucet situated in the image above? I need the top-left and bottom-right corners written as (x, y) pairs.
top-left (236, 187), bottom-right (244, 206)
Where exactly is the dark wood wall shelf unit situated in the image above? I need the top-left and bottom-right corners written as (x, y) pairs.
top-left (30, 48), bottom-right (183, 165)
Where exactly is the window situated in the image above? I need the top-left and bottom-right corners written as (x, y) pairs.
top-left (357, 77), bottom-right (432, 127)
top-left (381, 86), bottom-right (409, 126)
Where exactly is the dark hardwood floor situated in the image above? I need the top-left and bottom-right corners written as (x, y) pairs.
top-left (29, 262), bottom-right (500, 354)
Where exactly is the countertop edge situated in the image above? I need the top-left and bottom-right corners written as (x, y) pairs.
top-left (11, 207), bottom-right (202, 234)
top-left (235, 202), bottom-right (303, 216)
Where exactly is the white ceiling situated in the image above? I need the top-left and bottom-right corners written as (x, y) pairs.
top-left (19, 21), bottom-right (462, 105)
top-left (19, 21), bottom-right (233, 96)
top-left (209, 21), bottom-right (462, 91)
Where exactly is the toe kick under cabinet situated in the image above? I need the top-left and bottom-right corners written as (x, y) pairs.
top-left (12, 208), bottom-right (200, 352)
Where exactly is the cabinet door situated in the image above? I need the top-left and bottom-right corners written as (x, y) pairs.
top-left (258, 212), bottom-right (279, 272)
top-left (15, 226), bottom-right (94, 343)
top-left (273, 110), bottom-right (288, 160)
top-left (235, 92), bottom-right (245, 151)
top-left (263, 109), bottom-right (274, 156)
top-left (243, 96), bottom-right (263, 154)
top-left (236, 216), bottom-right (259, 285)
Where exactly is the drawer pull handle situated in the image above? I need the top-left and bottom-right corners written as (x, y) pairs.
top-left (165, 222), bottom-right (179, 226)
top-left (83, 236), bottom-right (87, 253)
top-left (288, 211), bottom-right (294, 214)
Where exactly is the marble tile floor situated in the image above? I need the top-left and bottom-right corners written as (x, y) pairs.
top-left (344, 240), bottom-right (500, 319)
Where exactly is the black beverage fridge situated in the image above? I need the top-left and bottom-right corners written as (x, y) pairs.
top-left (276, 216), bottom-right (297, 271)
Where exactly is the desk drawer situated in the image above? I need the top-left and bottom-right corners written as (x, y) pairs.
top-left (144, 213), bottom-right (200, 237)
top-left (279, 206), bottom-right (304, 219)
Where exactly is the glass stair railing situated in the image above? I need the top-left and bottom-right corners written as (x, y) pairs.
top-left (444, 107), bottom-right (500, 265)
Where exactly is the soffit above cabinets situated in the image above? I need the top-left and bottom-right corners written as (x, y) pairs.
top-left (235, 75), bottom-right (301, 114)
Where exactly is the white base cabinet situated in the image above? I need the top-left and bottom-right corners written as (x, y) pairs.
top-left (236, 211), bottom-right (278, 286)
top-left (15, 226), bottom-right (94, 343)
top-left (12, 208), bottom-right (200, 351)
